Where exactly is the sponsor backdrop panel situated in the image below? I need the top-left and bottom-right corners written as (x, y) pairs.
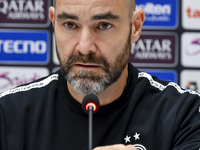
top-left (0, 67), bottom-right (49, 93)
top-left (0, 0), bottom-right (51, 27)
top-left (0, 0), bottom-right (200, 92)
top-left (182, 0), bottom-right (200, 30)
top-left (0, 29), bottom-right (50, 64)
top-left (180, 70), bottom-right (200, 91)
top-left (181, 32), bottom-right (200, 68)
top-left (136, 0), bottom-right (179, 29)
top-left (130, 32), bottom-right (178, 67)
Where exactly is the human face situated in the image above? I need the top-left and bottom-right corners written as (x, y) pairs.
top-left (51, 0), bottom-right (132, 95)
top-left (59, 29), bottom-right (131, 95)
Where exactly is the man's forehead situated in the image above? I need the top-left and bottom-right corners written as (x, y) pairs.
top-left (55, 0), bottom-right (128, 9)
top-left (55, 0), bottom-right (130, 18)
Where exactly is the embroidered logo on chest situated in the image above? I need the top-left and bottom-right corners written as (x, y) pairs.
top-left (133, 144), bottom-right (147, 150)
top-left (124, 132), bottom-right (147, 150)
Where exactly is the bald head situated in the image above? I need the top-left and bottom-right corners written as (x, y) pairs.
top-left (54, 0), bottom-right (136, 13)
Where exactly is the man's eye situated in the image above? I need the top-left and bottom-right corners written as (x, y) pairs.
top-left (99, 23), bottom-right (112, 30)
top-left (64, 22), bottom-right (76, 29)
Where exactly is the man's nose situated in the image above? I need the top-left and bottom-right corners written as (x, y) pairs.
top-left (76, 27), bottom-right (97, 55)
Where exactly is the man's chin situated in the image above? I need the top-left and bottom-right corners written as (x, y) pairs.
top-left (70, 80), bottom-right (104, 95)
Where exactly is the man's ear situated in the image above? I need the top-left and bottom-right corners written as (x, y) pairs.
top-left (131, 9), bottom-right (145, 43)
top-left (49, 6), bottom-right (55, 27)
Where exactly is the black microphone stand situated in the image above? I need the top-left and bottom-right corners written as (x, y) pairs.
top-left (82, 94), bottom-right (100, 150)
top-left (88, 105), bottom-right (93, 150)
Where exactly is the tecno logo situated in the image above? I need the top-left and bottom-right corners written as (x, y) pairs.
top-left (182, 0), bottom-right (200, 29)
top-left (137, 3), bottom-right (171, 15)
top-left (0, 29), bottom-right (49, 64)
top-left (0, 40), bottom-right (46, 54)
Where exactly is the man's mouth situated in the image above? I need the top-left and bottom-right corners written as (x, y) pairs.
top-left (74, 63), bottom-right (101, 69)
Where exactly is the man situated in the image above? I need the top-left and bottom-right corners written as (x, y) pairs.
top-left (0, 0), bottom-right (199, 149)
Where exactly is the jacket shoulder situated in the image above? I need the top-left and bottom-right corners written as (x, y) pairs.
top-left (138, 71), bottom-right (200, 98)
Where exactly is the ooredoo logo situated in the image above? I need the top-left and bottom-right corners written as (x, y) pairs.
top-left (130, 32), bottom-right (178, 67)
top-left (0, 29), bottom-right (49, 64)
top-left (0, 67), bottom-right (49, 93)
top-left (0, 0), bottom-right (51, 27)
top-left (136, 0), bottom-right (178, 29)
top-left (182, 0), bottom-right (200, 30)
top-left (181, 32), bottom-right (200, 67)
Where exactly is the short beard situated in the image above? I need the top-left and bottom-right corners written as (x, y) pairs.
top-left (57, 27), bottom-right (132, 95)
top-left (66, 69), bottom-right (111, 95)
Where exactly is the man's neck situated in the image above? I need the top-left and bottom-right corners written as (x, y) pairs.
top-left (67, 65), bottom-right (129, 106)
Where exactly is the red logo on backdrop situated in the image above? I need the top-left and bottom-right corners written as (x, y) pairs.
top-left (130, 32), bottom-right (178, 67)
top-left (0, 0), bottom-right (50, 27)
top-left (187, 7), bottom-right (200, 18)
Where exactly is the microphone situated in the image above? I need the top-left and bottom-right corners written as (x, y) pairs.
top-left (82, 94), bottom-right (100, 150)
